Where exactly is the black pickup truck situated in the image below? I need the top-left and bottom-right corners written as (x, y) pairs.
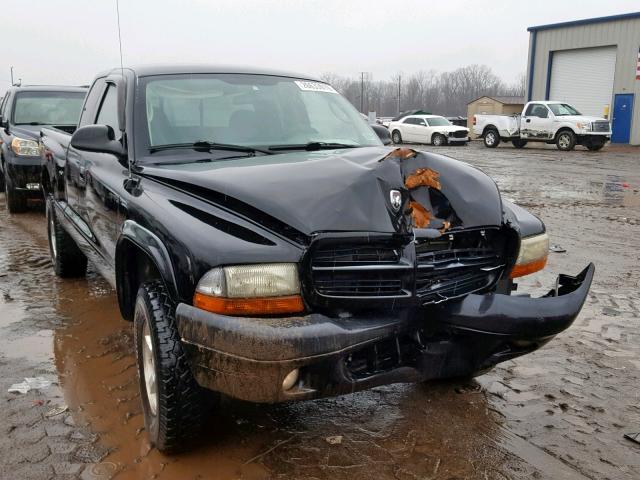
top-left (41, 65), bottom-right (594, 452)
top-left (0, 85), bottom-right (86, 212)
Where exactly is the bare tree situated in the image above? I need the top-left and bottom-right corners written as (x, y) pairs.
top-left (322, 65), bottom-right (525, 117)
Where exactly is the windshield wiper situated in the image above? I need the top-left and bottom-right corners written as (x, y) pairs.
top-left (15, 122), bottom-right (48, 126)
top-left (268, 142), bottom-right (358, 152)
top-left (149, 141), bottom-right (273, 155)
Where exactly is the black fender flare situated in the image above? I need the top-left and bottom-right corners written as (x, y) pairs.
top-left (115, 220), bottom-right (180, 319)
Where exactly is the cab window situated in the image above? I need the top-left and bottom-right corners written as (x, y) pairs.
top-left (525, 104), bottom-right (549, 119)
top-left (79, 79), bottom-right (106, 127)
top-left (95, 84), bottom-right (120, 139)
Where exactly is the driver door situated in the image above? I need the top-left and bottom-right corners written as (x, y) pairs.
top-left (521, 103), bottom-right (553, 140)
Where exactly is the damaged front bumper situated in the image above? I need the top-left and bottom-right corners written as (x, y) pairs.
top-left (6, 159), bottom-right (42, 194)
top-left (176, 264), bottom-right (594, 403)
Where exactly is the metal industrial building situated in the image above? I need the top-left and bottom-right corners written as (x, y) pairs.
top-left (526, 12), bottom-right (640, 145)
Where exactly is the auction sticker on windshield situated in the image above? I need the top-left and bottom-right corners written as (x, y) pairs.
top-left (295, 80), bottom-right (338, 94)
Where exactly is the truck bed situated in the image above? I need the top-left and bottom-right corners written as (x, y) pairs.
top-left (473, 114), bottom-right (520, 138)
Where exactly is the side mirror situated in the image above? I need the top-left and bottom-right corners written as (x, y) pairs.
top-left (0, 117), bottom-right (7, 130)
top-left (70, 125), bottom-right (125, 157)
top-left (371, 124), bottom-right (391, 145)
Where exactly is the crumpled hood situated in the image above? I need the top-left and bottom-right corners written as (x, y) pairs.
top-left (9, 125), bottom-right (41, 141)
top-left (142, 146), bottom-right (503, 236)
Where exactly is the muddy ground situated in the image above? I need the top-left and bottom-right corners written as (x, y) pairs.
top-left (0, 141), bottom-right (639, 480)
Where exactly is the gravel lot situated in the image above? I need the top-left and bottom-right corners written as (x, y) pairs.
top-left (0, 140), bottom-right (638, 479)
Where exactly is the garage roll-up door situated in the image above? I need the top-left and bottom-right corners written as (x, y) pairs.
top-left (549, 46), bottom-right (616, 117)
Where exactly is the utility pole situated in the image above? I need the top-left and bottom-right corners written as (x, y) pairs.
top-left (10, 66), bottom-right (14, 86)
top-left (359, 72), bottom-right (371, 113)
top-left (360, 72), bottom-right (365, 113)
top-left (397, 75), bottom-right (401, 115)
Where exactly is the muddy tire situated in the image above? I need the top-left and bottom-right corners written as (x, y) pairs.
top-left (431, 133), bottom-right (447, 147)
top-left (0, 169), bottom-right (5, 191)
top-left (134, 281), bottom-right (209, 453)
top-left (586, 141), bottom-right (605, 151)
top-left (512, 139), bottom-right (527, 149)
top-left (391, 130), bottom-right (402, 144)
top-left (483, 129), bottom-right (500, 148)
top-left (556, 130), bottom-right (576, 151)
top-left (5, 176), bottom-right (27, 213)
top-left (47, 197), bottom-right (87, 277)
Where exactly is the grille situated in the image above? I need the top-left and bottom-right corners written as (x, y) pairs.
top-left (311, 243), bottom-right (410, 299)
top-left (450, 130), bottom-right (468, 138)
top-left (592, 121), bottom-right (610, 133)
top-left (309, 230), bottom-right (505, 303)
top-left (312, 245), bottom-right (400, 266)
top-left (415, 231), bottom-right (504, 304)
top-left (314, 277), bottom-right (403, 297)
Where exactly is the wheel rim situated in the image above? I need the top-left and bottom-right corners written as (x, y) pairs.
top-left (49, 215), bottom-right (57, 260)
top-left (393, 132), bottom-right (400, 143)
top-left (559, 134), bottom-right (570, 149)
top-left (141, 316), bottom-right (158, 416)
top-left (433, 135), bottom-right (442, 146)
top-left (486, 132), bottom-right (495, 145)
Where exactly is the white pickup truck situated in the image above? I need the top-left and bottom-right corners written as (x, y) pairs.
top-left (473, 101), bottom-right (611, 151)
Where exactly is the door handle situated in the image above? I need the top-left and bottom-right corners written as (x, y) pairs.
top-left (526, 119), bottom-right (531, 123)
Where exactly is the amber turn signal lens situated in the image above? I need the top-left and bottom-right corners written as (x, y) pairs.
top-left (193, 293), bottom-right (304, 316)
top-left (509, 256), bottom-right (548, 279)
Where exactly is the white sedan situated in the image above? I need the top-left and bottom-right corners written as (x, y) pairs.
top-left (388, 115), bottom-right (469, 146)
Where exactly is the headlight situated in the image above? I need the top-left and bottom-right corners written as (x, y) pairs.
top-left (510, 233), bottom-right (549, 278)
top-left (194, 263), bottom-right (303, 315)
top-left (11, 137), bottom-right (40, 156)
top-left (576, 122), bottom-right (592, 131)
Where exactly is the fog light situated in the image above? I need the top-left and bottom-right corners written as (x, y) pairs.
top-left (282, 369), bottom-right (299, 391)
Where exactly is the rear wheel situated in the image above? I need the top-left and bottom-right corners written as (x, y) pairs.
top-left (47, 197), bottom-right (87, 277)
top-left (512, 139), bottom-right (528, 149)
top-left (431, 133), bottom-right (447, 147)
top-left (483, 129), bottom-right (500, 148)
top-left (4, 176), bottom-right (27, 213)
top-left (556, 130), bottom-right (576, 151)
top-left (135, 281), bottom-right (210, 453)
top-left (391, 130), bottom-right (402, 144)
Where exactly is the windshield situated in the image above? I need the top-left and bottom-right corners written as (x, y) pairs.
top-left (427, 117), bottom-right (451, 127)
top-left (13, 91), bottom-right (86, 125)
top-left (548, 103), bottom-right (581, 116)
top-left (138, 74), bottom-right (381, 156)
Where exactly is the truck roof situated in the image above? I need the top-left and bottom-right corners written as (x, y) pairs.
top-left (100, 64), bottom-right (322, 82)
top-left (5, 85), bottom-right (88, 93)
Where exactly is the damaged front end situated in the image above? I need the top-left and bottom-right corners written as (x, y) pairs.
top-left (171, 147), bottom-right (594, 403)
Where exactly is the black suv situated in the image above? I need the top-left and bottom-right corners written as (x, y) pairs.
top-left (41, 65), bottom-right (594, 452)
top-left (0, 85), bottom-right (86, 212)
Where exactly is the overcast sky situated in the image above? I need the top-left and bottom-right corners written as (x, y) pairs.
top-left (2, 0), bottom-right (638, 93)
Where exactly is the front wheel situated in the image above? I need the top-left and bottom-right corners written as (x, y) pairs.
top-left (556, 130), bottom-right (576, 151)
top-left (5, 176), bottom-right (27, 213)
top-left (135, 281), bottom-right (210, 453)
top-left (483, 129), bottom-right (500, 148)
top-left (391, 130), bottom-right (403, 144)
top-left (586, 141), bottom-right (605, 151)
top-left (47, 197), bottom-right (87, 277)
top-left (431, 133), bottom-right (447, 147)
